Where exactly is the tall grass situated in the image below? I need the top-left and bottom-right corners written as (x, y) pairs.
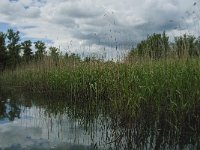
top-left (0, 58), bottom-right (200, 133)
top-left (1, 57), bottom-right (200, 117)
top-left (2, 56), bottom-right (200, 149)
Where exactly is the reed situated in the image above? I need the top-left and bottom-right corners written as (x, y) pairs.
top-left (1, 57), bottom-right (200, 124)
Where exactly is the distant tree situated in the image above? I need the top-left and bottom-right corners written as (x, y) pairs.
top-left (21, 40), bottom-right (33, 63)
top-left (64, 52), bottom-right (69, 59)
top-left (34, 41), bottom-right (46, 60)
top-left (0, 32), bottom-right (7, 70)
top-left (137, 40), bottom-right (146, 58)
top-left (49, 46), bottom-right (59, 65)
top-left (147, 33), bottom-right (163, 59)
top-left (130, 32), bottom-right (170, 60)
top-left (69, 53), bottom-right (81, 61)
top-left (84, 56), bottom-right (97, 62)
top-left (162, 31), bottom-right (170, 58)
top-left (175, 36), bottom-right (183, 58)
top-left (195, 36), bottom-right (200, 57)
top-left (7, 29), bottom-right (21, 69)
top-left (175, 34), bottom-right (197, 58)
top-left (187, 35), bottom-right (197, 57)
top-left (84, 56), bottom-right (91, 62)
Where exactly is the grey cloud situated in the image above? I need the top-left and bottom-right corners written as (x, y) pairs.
top-left (56, 1), bottom-right (104, 19)
top-left (21, 25), bottom-right (37, 29)
top-left (0, 0), bottom-right (198, 55)
top-left (60, 6), bottom-right (103, 19)
top-left (0, 0), bottom-right (41, 20)
top-left (0, 1), bottom-right (24, 16)
top-left (52, 16), bottom-right (78, 28)
top-left (70, 0), bottom-right (197, 48)
top-left (25, 6), bottom-right (41, 18)
top-left (72, 25), bottom-right (138, 49)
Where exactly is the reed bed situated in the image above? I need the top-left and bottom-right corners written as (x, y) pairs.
top-left (1, 58), bottom-right (200, 124)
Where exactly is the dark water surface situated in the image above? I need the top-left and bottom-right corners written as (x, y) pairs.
top-left (0, 89), bottom-right (200, 150)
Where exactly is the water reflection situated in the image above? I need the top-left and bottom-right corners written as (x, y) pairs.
top-left (0, 89), bottom-right (200, 149)
top-left (0, 97), bottom-right (20, 122)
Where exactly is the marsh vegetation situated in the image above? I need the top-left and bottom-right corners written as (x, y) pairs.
top-left (1, 89), bottom-right (200, 149)
top-left (1, 29), bottom-right (200, 149)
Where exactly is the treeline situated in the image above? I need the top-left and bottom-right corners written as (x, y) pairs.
top-left (0, 29), bottom-right (81, 71)
top-left (128, 31), bottom-right (200, 60)
top-left (2, 29), bottom-right (200, 71)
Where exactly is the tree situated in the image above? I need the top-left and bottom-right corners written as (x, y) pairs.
top-left (49, 46), bottom-right (59, 65)
top-left (175, 34), bottom-right (197, 58)
top-left (187, 35), bottom-right (197, 57)
top-left (69, 53), bottom-right (81, 61)
top-left (64, 52), bottom-right (69, 59)
top-left (0, 32), bottom-right (7, 70)
top-left (34, 41), bottom-right (46, 60)
top-left (21, 40), bottom-right (33, 63)
top-left (162, 31), bottom-right (170, 58)
top-left (147, 33), bottom-right (163, 59)
top-left (195, 37), bottom-right (200, 57)
top-left (175, 36), bottom-right (183, 58)
top-left (7, 29), bottom-right (21, 69)
top-left (137, 40), bottom-right (146, 58)
top-left (132, 32), bottom-right (170, 60)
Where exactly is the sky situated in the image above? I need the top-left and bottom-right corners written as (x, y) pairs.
top-left (0, 0), bottom-right (199, 59)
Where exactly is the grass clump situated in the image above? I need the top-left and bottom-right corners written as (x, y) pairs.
top-left (1, 58), bottom-right (200, 119)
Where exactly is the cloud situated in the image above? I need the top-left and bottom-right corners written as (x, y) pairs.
top-left (0, 0), bottom-right (198, 58)
top-left (55, 1), bottom-right (104, 19)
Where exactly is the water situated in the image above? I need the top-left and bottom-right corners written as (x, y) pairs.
top-left (0, 89), bottom-right (200, 150)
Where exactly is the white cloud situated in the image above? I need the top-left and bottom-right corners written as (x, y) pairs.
top-left (0, 0), bottom-right (198, 58)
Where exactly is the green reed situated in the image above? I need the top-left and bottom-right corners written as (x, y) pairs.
top-left (1, 58), bottom-right (200, 124)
